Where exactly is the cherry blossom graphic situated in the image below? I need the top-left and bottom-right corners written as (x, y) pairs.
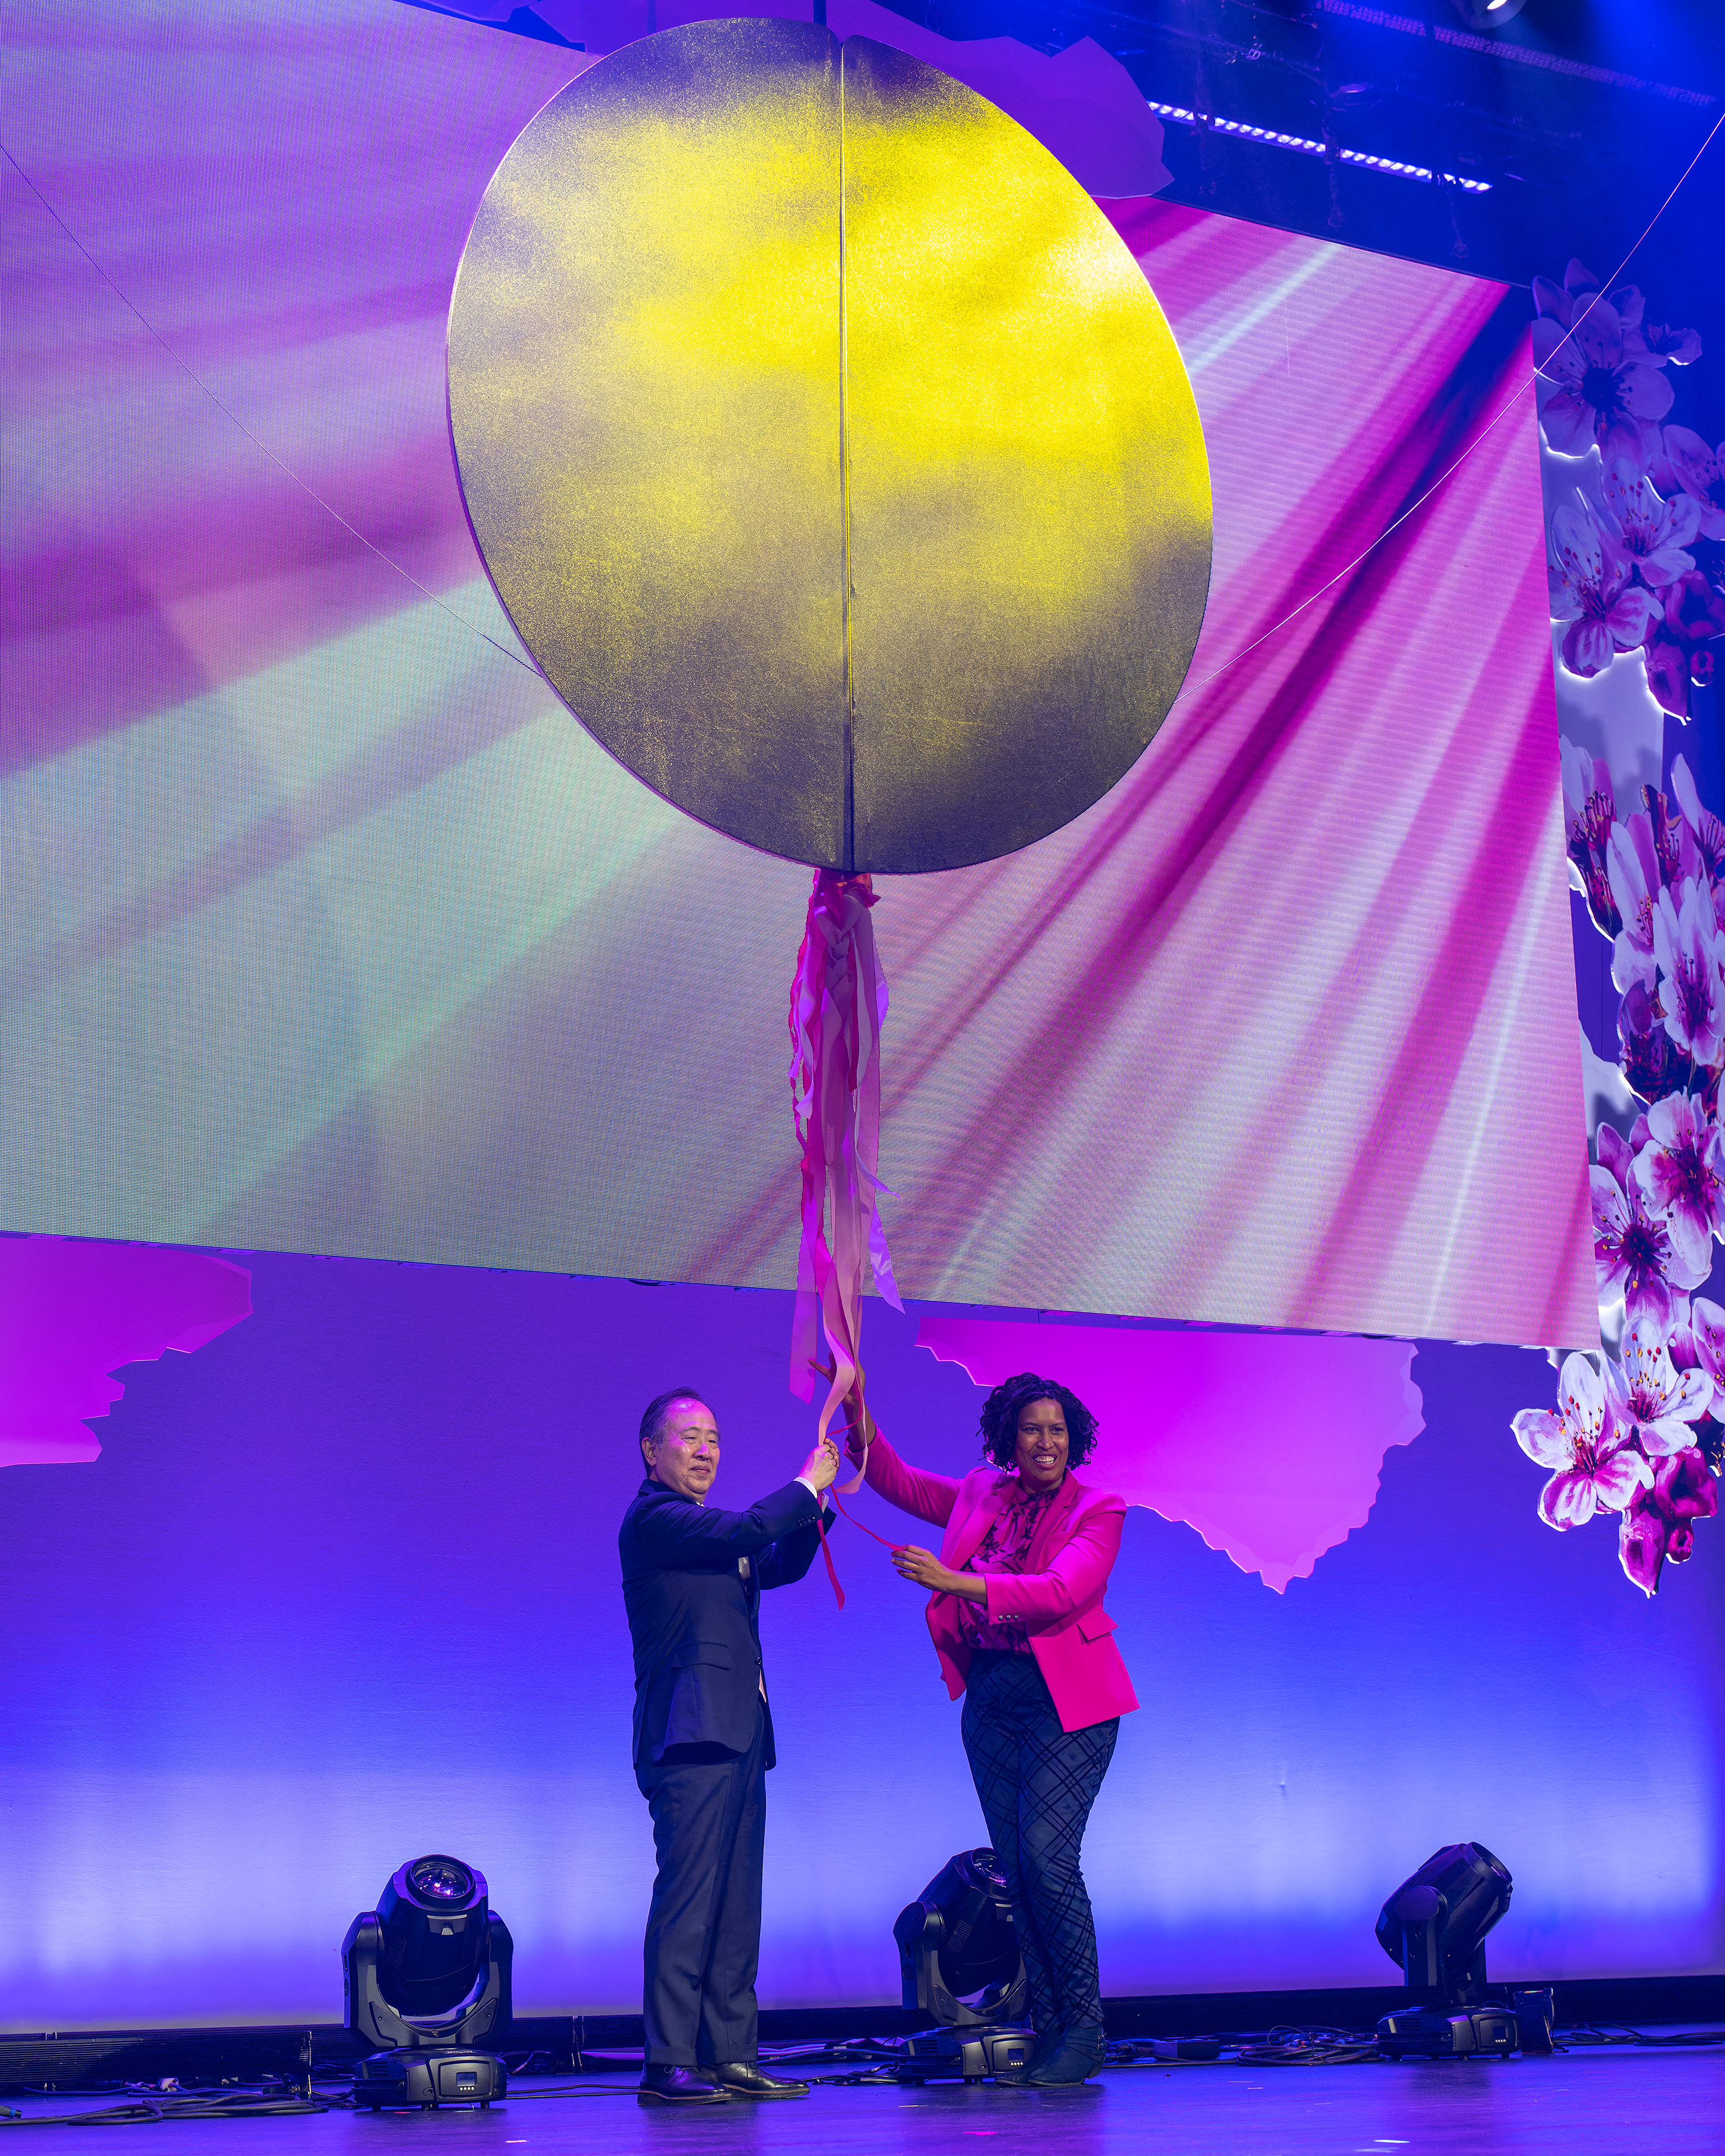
top-left (1534, 295), bottom-right (1675, 468)
top-left (1643, 568), bottom-right (1725, 718)
top-left (1620, 1450), bottom-right (1720, 1595)
top-left (1597, 458), bottom-right (1700, 587)
top-left (1561, 737), bottom-right (1621, 937)
top-left (1652, 879), bottom-right (1725, 1066)
top-left (1631, 1091), bottom-right (1725, 1273)
top-left (1617, 977), bottom-right (1680, 1103)
top-left (1521, 246), bottom-right (1725, 1593)
top-left (1686, 1294), bottom-right (1725, 1394)
top-left (1625, 307), bottom-right (1702, 370)
top-left (1513, 1352), bottom-right (1652, 1531)
top-left (1601, 1314), bottom-right (1712, 1458)
top-left (1660, 425), bottom-right (1725, 538)
top-left (1591, 1161), bottom-right (1709, 1331)
top-left (1548, 495), bottom-right (1661, 678)
top-left (1670, 756), bottom-right (1725, 884)
top-left (1605, 813), bottom-right (1662, 993)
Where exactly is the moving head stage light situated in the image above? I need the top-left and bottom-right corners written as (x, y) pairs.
top-left (343, 1854), bottom-right (514, 2109)
top-left (1374, 1842), bottom-right (1520, 2058)
top-left (894, 1849), bottom-right (1031, 2084)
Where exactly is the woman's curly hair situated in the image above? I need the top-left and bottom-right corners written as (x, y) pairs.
top-left (979, 1372), bottom-right (1099, 1472)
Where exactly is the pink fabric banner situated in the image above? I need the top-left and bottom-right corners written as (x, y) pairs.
top-left (787, 872), bottom-right (902, 1455)
top-left (0, 1239), bottom-right (251, 1469)
top-left (917, 1314), bottom-right (1424, 1592)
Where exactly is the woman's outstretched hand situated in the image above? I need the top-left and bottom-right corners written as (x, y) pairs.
top-left (810, 1354), bottom-right (874, 1462)
top-left (891, 1544), bottom-right (985, 1602)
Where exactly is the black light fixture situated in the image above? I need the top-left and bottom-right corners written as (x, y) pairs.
top-left (344, 1854), bottom-right (514, 2109)
top-left (893, 1850), bottom-right (1031, 2083)
top-left (1374, 1842), bottom-right (1520, 2058)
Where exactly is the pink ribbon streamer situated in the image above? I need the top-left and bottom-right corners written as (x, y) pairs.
top-left (787, 870), bottom-right (902, 1486)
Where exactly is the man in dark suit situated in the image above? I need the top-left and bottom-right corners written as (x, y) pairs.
top-left (620, 1386), bottom-right (839, 2105)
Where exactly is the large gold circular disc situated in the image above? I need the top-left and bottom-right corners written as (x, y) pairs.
top-left (447, 20), bottom-right (1211, 874)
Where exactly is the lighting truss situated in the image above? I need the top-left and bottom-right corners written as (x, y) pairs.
top-left (1146, 98), bottom-right (1493, 191)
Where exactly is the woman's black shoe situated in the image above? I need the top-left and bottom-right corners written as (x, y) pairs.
top-left (1024, 2039), bottom-right (1104, 2087)
top-left (712, 2062), bottom-right (809, 2098)
top-left (637, 2065), bottom-right (730, 2103)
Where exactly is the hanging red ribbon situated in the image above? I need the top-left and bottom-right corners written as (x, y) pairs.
top-left (812, 1427), bottom-right (905, 1612)
top-left (787, 870), bottom-right (902, 1491)
top-left (813, 1508), bottom-right (845, 1609)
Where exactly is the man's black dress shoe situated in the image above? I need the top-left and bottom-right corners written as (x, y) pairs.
top-left (712, 2061), bottom-right (810, 2098)
top-left (637, 2064), bottom-right (730, 2104)
top-left (1024, 2039), bottom-right (1105, 2087)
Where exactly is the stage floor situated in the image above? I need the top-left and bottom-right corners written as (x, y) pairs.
top-left (7, 2049), bottom-right (1723, 2154)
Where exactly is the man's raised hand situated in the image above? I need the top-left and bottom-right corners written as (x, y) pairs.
top-left (799, 1435), bottom-right (841, 1493)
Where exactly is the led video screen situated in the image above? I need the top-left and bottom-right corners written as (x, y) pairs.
top-left (3, 0), bottom-right (1592, 1348)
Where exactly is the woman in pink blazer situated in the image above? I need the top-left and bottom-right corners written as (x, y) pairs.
top-left (846, 1371), bottom-right (1137, 2087)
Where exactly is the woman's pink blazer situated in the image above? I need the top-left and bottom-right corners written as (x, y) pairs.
top-left (860, 1432), bottom-right (1139, 1734)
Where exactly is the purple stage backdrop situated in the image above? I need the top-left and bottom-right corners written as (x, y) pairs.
top-left (4, 0), bottom-right (1593, 1349)
top-left (3, 1253), bottom-right (1722, 2030)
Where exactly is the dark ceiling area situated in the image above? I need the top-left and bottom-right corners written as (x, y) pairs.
top-left (419, 0), bottom-right (1723, 360)
top-left (900, 1), bottom-right (1723, 296)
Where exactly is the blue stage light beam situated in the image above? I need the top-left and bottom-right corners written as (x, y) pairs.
top-left (1450, 0), bottom-right (1530, 28)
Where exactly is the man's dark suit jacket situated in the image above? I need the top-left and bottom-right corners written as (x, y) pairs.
top-left (619, 1476), bottom-right (823, 1772)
